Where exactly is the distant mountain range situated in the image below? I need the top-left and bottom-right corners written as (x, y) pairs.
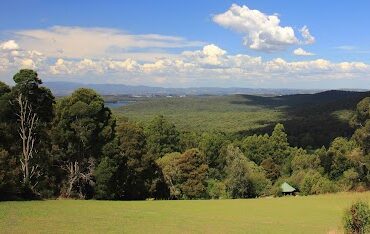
top-left (43, 81), bottom-right (367, 97)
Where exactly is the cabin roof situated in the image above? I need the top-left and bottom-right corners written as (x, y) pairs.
top-left (280, 182), bottom-right (296, 193)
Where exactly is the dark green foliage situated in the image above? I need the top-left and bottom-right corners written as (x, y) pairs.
top-left (144, 115), bottom-right (180, 198)
top-left (179, 131), bottom-right (201, 151)
top-left (199, 132), bottom-right (229, 180)
top-left (0, 70), bottom-right (55, 199)
top-left (350, 97), bottom-right (370, 156)
top-left (270, 124), bottom-right (291, 165)
top-left (53, 88), bottom-right (115, 162)
top-left (352, 121), bottom-right (370, 155)
top-left (291, 149), bottom-right (322, 172)
top-left (0, 82), bottom-right (13, 149)
top-left (145, 115), bottom-right (180, 157)
top-left (326, 137), bottom-right (359, 180)
top-left (241, 123), bottom-right (294, 182)
top-left (52, 88), bottom-right (115, 198)
top-left (350, 97), bottom-right (370, 129)
top-left (340, 168), bottom-right (361, 191)
top-left (175, 149), bottom-right (208, 199)
top-left (116, 120), bottom-right (147, 199)
top-left (12, 69), bottom-right (55, 123)
top-left (156, 152), bottom-right (182, 199)
top-left (241, 124), bottom-right (291, 167)
top-left (157, 149), bottom-right (208, 199)
top-left (300, 171), bottom-right (325, 195)
top-left (0, 148), bottom-right (19, 200)
top-left (343, 201), bottom-right (370, 234)
top-left (0, 81), bottom-right (10, 96)
top-left (225, 145), bottom-right (270, 198)
top-left (206, 179), bottom-right (227, 199)
top-left (13, 69), bottom-right (41, 84)
top-left (260, 157), bottom-right (281, 182)
top-left (241, 134), bottom-right (272, 165)
top-left (310, 176), bottom-right (337, 194)
top-left (95, 157), bottom-right (118, 200)
top-left (351, 97), bottom-right (370, 155)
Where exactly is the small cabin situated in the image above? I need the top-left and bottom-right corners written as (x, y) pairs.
top-left (280, 182), bottom-right (296, 195)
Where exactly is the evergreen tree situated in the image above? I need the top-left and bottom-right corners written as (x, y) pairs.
top-left (52, 88), bottom-right (115, 198)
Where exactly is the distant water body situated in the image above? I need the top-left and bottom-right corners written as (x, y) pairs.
top-left (105, 100), bottom-right (136, 108)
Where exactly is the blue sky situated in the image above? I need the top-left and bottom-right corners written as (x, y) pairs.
top-left (1, 0), bottom-right (370, 89)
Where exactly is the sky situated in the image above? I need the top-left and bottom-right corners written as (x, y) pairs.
top-left (1, 0), bottom-right (370, 89)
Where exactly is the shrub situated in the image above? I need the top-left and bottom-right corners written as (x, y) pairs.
top-left (271, 180), bottom-right (284, 197)
top-left (311, 177), bottom-right (337, 194)
top-left (339, 168), bottom-right (360, 192)
top-left (206, 179), bottom-right (227, 199)
top-left (300, 171), bottom-right (322, 195)
top-left (299, 170), bottom-right (338, 195)
top-left (343, 201), bottom-right (370, 234)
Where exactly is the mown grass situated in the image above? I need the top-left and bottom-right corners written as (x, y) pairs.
top-left (1, 192), bottom-right (369, 233)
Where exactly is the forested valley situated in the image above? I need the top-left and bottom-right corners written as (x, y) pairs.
top-left (1, 69), bottom-right (370, 201)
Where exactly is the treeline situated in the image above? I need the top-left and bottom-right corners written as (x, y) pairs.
top-left (0, 69), bottom-right (370, 200)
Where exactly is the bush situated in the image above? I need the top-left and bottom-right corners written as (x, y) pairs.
top-left (311, 177), bottom-right (337, 194)
top-left (339, 168), bottom-right (360, 192)
top-left (271, 181), bottom-right (284, 197)
top-left (299, 170), bottom-right (338, 195)
top-left (343, 201), bottom-right (370, 234)
top-left (206, 179), bottom-right (227, 199)
top-left (300, 171), bottom-right (322, 195)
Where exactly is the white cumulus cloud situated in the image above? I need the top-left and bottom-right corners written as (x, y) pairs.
top-left (293, 48), bottom-right (315, 56)
top-left (213, 4), bottom-right (315, 52)
top-left (0, 40), bottom-right (19, 50)
top-left (21, 59), bottom-right (35, 69)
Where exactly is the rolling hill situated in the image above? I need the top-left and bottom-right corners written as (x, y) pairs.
top-left (112, 90), bottom-right (370, 148)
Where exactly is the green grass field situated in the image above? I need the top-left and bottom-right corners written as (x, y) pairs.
top-left (1, 192), bottom-right (369, 233)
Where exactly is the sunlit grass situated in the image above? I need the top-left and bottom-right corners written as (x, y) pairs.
top-left (1, 192), bottom-right (369, 233)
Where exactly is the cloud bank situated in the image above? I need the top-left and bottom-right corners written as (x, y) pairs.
top-left (1, 36), bottom-right (368, 87)
top-left (12, 26), bottom-right (204, 61)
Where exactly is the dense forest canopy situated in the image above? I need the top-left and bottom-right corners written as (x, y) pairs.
top-left (116, 91), bottom-right (370, 148)
top-left (1, 69), bottom-right (370, 200)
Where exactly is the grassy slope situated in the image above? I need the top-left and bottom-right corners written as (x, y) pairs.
top-left (1, 192), bottom-right (369, 233)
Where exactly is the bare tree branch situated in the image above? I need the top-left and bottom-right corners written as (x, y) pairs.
top-left (14, 94), bottom-right (40, 188)
top-left (61, 159), bottom-right (95, 198)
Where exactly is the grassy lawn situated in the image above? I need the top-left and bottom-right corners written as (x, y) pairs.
top-left (1, 192), bottom-right (369, 233)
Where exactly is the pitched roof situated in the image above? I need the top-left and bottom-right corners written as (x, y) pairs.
top-left (280, 182), bottom-right (296, 193)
